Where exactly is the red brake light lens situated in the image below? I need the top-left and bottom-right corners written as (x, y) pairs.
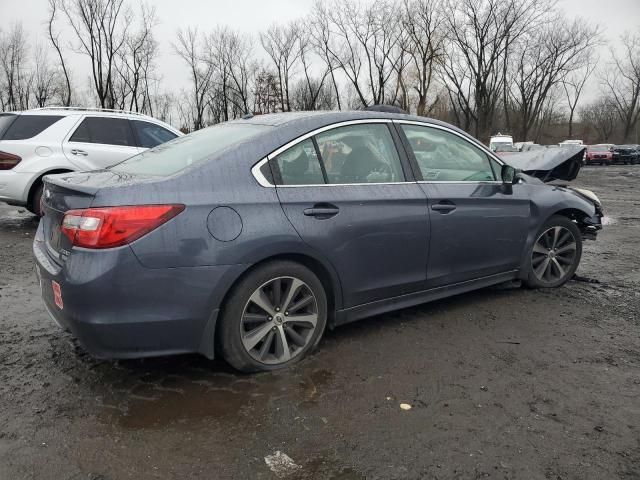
top-left (0, 151), bottom-right (21, 170)
top-left (61, 204), bottom-right (185, 249)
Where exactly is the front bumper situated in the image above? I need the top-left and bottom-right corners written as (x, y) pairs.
top-left (33, 222), bottom-right (246, 359)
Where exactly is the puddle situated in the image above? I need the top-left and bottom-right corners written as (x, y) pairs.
top-left (98, 363), bottom-right (335, 429)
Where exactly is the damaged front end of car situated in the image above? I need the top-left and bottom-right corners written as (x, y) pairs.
top-left (505, 145), bottom-right (603, 240)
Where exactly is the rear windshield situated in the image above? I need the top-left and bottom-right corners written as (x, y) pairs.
top-left (1, 114), bottom-right (63, 140)
top-left (110, 123), bottom-right (268, 176)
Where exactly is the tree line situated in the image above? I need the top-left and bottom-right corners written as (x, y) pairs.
top-left (1, 0), bottom-right (639, 144)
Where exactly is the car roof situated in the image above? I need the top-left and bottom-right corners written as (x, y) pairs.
top-left (228, 110), bottom-right (475, 140)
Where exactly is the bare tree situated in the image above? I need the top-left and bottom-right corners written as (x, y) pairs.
top-left (47, 0), bottom-right (72, 106)
top-left (510, 17), bottom-right (600, 140)
top-left (32, 44), bottom-right (59, 107)
top-left (60, 0), bottom-right (131, 108)
top-left (0, 23), bottom-right (30, 110)
top-left (601, 30), bottom-right (640, 143)
top-left (114, 5), bottom-right (158, 112)
top-left (325, 0), bottom-right (404, 107)
top-left (260, 22), bottom-right (300, 112)
top-left (562, 53), bottom-right (597, 138)
top-left (401, 0), bottom-right (445, 115)
top-left (441, 0), bottom-right (552, 140)
top-left (580, 96), bottom-right (619, 142)
top-left (174, 27), bottom-right (213, 130)
top-left (309, 1), bottom-right (342, 110)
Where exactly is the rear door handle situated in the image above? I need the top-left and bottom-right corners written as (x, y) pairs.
top-left (303, 205), bottom-right (339, 218)
top-left (70, 149), bottom-right (88, 156)
top-left (431, 202), bottom-right (456, 213)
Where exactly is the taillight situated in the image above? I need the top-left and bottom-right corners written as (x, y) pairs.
top-left (0, 151), bottom-right (21, 170)
top-left (61, 204), bottom-right (184, 249)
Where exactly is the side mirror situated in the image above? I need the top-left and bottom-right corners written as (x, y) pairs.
top-left (501, 164), bottom-right (518, 184)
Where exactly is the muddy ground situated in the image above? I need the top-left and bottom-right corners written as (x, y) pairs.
top-left (1, 166), bottom-right (639, 480)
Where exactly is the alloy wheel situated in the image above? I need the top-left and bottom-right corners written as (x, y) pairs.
top-left (531, 226), bottom-right (577, 283)
top-left (240, 276), bottom-right (318, 365)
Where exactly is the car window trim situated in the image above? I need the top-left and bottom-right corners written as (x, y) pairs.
top-left (252, 119), bottom-right (416, 188)
top-left (393, 120), bottom-right (505, 184)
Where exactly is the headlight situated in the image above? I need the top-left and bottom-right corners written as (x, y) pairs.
top-left (571, 187), bottom-right (601, 207)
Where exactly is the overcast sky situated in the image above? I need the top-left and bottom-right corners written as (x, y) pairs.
top-left (1, 0), bottom-right (639, 105)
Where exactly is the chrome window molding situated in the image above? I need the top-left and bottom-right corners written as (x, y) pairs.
top-left (250, 117), bottom-right (507, 188)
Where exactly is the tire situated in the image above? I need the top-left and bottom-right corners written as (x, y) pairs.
top-left (524, 215), bottom-right (583, 289)
top-left (28, 182), bottom-right (44, 217)
top-left (218, 261), bottom-right (328, 372)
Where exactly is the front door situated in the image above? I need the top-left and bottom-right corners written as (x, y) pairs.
top-left (271, 122), bottom-right (430, 308)
top-left (397, 122), bottom-right (530, 287)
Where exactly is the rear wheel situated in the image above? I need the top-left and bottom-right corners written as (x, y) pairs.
top-left (28, 182), bottom-right (44, 217)
top-left (218, 261), bottom-right (327, 372)
top-left (524, 215), bottom-right (582, 288)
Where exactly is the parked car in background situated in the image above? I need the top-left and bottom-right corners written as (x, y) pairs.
top-left (612, 145), bottom-right (639, 165)
top-left (493, 143), bottom-right (520, 157)
top-left (489, 133), bottom-right (513, 151)
top-left (559, 140), bottom-right (584, 147)
top-left (0, 107), bottom-right (182, 216)
top-left (34, 110), bottom-right (603, 372)
top-left (585, 144), bottom-right (614, 165)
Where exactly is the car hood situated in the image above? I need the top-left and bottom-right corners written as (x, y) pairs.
top-left (503, 146), bottom-right (585, 182)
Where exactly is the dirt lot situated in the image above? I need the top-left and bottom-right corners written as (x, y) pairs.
top-left (0, 166), bottom-right (639, 480)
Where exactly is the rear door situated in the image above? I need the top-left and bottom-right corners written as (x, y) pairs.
top-left (397, 122), bottom-right (530, 288)
top-left (62, 116), bottom-right (140, 170)
top-left (269, 120), bottom-right (430, 308)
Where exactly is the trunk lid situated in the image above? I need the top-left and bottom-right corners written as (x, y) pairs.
top-left (503, 146), bottom-right (585, 182)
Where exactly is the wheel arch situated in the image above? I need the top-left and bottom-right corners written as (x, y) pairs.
top-left (26, 168), bottom-right (74, 210)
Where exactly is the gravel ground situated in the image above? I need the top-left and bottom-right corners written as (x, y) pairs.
top-left (1, 166), bottom-right (639, 480)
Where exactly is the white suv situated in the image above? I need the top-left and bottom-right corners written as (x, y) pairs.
top-left (0, 107), bottom-right (182, 215)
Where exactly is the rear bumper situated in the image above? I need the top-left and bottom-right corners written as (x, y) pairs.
top-left (33, 222), bottom-right (246, 359)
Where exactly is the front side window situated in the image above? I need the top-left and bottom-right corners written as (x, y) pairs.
top-left (69, 117), bottom-right (135, 147)
top-left (273, 139), bottom-right (325, 185)
top-left (132, 120), bottom-right (178, 148)
top-left (2, 115), bottom-right (63, 140)
top-left (402, 125), bottom-right (496, 182)
top-left (315, 124), bottom-right (404, 184)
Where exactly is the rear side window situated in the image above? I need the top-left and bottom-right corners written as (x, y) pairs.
top-left (111, 123), bottom-right (268, 177)
top-left (69, 117), bottom-right (135, 147)
top-left (273, 139), bottom-right (326, 185)
top-left (2, 115), bottom-right (63, 140)
top-left (0, 114), bottom-right (17, 138)
top-left (315, 124), bottom-right (404, 184)
top-left (132, 120), bottom-right (178, 148)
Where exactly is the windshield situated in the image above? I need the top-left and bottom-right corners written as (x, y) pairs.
top-left (0, 113), bottom-right (17, 139)
top-left (110, 123), bottom-right (268, 176)
top-left (588, 145), bottom-right (611, 152)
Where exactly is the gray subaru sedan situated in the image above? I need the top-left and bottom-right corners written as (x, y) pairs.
top-left (34, 111), bottom-right (603, 372)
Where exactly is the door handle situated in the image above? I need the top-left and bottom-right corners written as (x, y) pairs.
top-left (70, 149), bottom-right (88, 156)
top-left (431, 202), bottom-right (457, 213)
top-left (303, 204), bottom-right (339, 218)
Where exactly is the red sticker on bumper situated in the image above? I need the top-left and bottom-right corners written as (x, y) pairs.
top-left (52, 281), bottom-right (63, 310)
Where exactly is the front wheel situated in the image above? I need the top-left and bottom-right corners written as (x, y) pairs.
top-left (218, 261), bottom-right (327, 372)
top-left (524, 215), bottom-right (582, 288)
